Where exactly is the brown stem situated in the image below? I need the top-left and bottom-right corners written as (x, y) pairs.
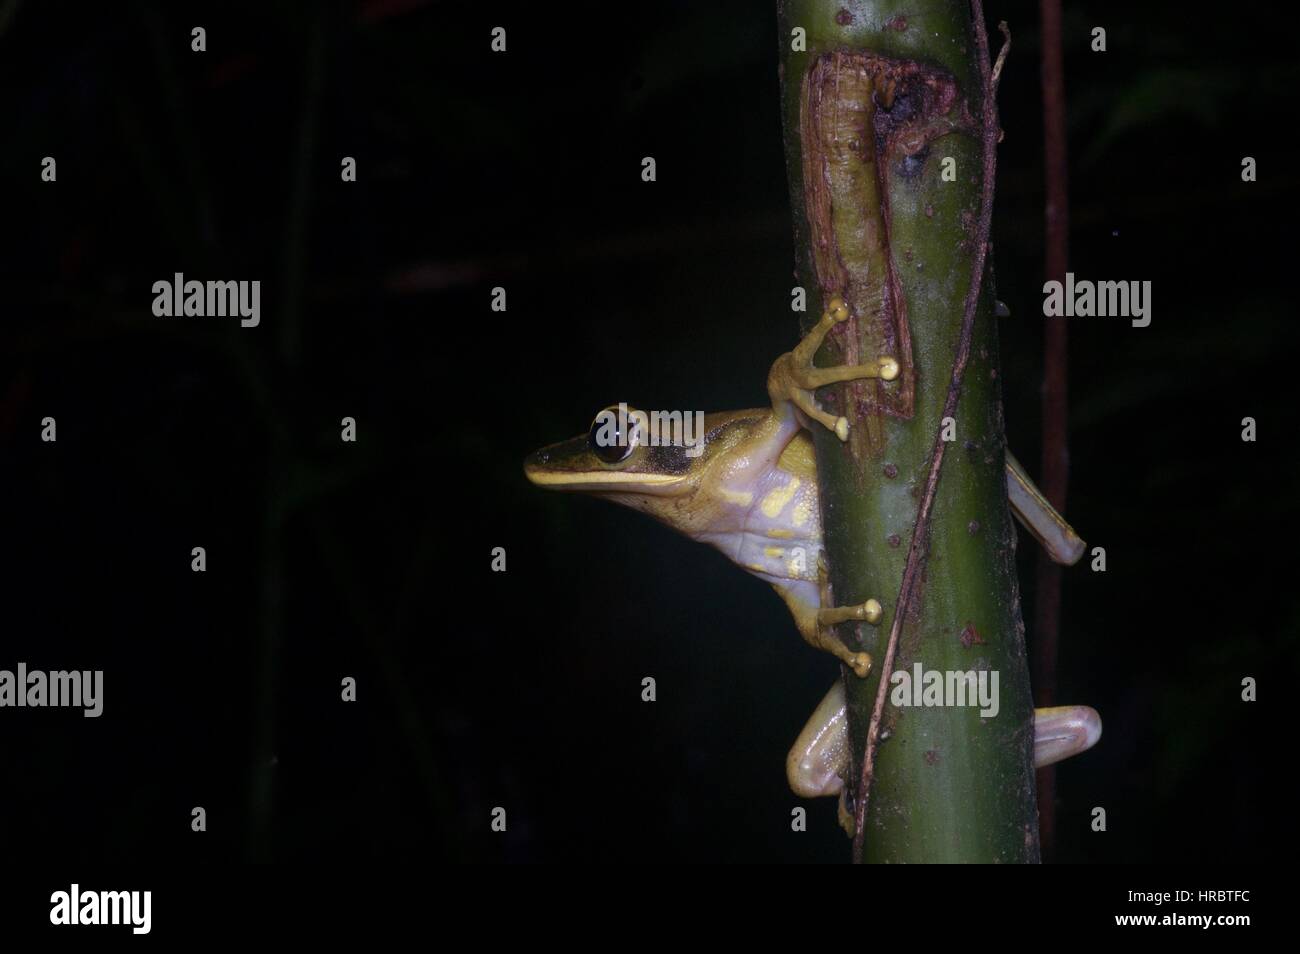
top-left (1035, 0), bottom-right (1070, 861)
top-left (851, 1), bottom-right (1005, 863)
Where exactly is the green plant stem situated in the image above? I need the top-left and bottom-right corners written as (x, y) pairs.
top-left (778, 0), bottom-right (1039, 863)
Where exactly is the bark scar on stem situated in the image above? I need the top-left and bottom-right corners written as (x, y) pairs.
top-left (850, 4), bottom-right (1009, 863)
top-left (799, 51), bottom-right (969, 423)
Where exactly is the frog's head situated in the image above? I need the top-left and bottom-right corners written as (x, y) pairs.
top-left (524, 405), bottom-right (759, 526)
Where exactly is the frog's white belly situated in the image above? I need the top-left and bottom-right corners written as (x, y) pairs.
top-left (697, 464), bottom-right (822, 584)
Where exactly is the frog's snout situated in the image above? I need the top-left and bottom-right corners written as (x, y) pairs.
top-left (523, 447), bottom-right (551, 486)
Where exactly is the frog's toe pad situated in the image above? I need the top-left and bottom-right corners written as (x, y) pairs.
top-left (860, 599), bottom-right (882, 625)
top-left (848, 652), bottom-right (873, 679)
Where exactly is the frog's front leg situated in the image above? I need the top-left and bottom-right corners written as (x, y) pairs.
top-left (778, 558), bottom-right (883, 679)
top-left (768, 296), bottom-right (899, 441)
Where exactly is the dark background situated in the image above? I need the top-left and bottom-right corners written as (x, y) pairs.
top-left (1, 0), bottom-right (1294, 863)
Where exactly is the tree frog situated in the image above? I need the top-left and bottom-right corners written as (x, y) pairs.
top-left (525, 297), bottom-right (1101, 814)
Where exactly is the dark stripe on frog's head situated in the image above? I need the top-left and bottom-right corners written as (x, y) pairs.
top-left (523, 411), bottom-right (765, 494)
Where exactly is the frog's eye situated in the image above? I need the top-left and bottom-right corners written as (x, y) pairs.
top-left (588, 406), bottom-right (641, 464)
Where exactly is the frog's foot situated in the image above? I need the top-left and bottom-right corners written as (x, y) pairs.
top-left (1032, 705), bottom-right (1103, 768)
top-left (788, 597), bottom-right (878, 678)
top-left (810, 558), bottom-right (882, 677)
top-left (837, 790), bottom-right (856, 837)
top-left (769, 295), bottom-right (900, 442)
top-left (816, 600), bottom-right (882, 678)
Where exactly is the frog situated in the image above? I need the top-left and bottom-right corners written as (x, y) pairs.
top-left (525, 296), bottom-right (1101, 818)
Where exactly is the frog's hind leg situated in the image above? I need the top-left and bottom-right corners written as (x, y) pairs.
top-left (786, 675), bottom-right (851, 798)
top-left (788, 683), bottom-right (1102, 800)
top-left (1033, 705), bottom-right (1103, 768)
